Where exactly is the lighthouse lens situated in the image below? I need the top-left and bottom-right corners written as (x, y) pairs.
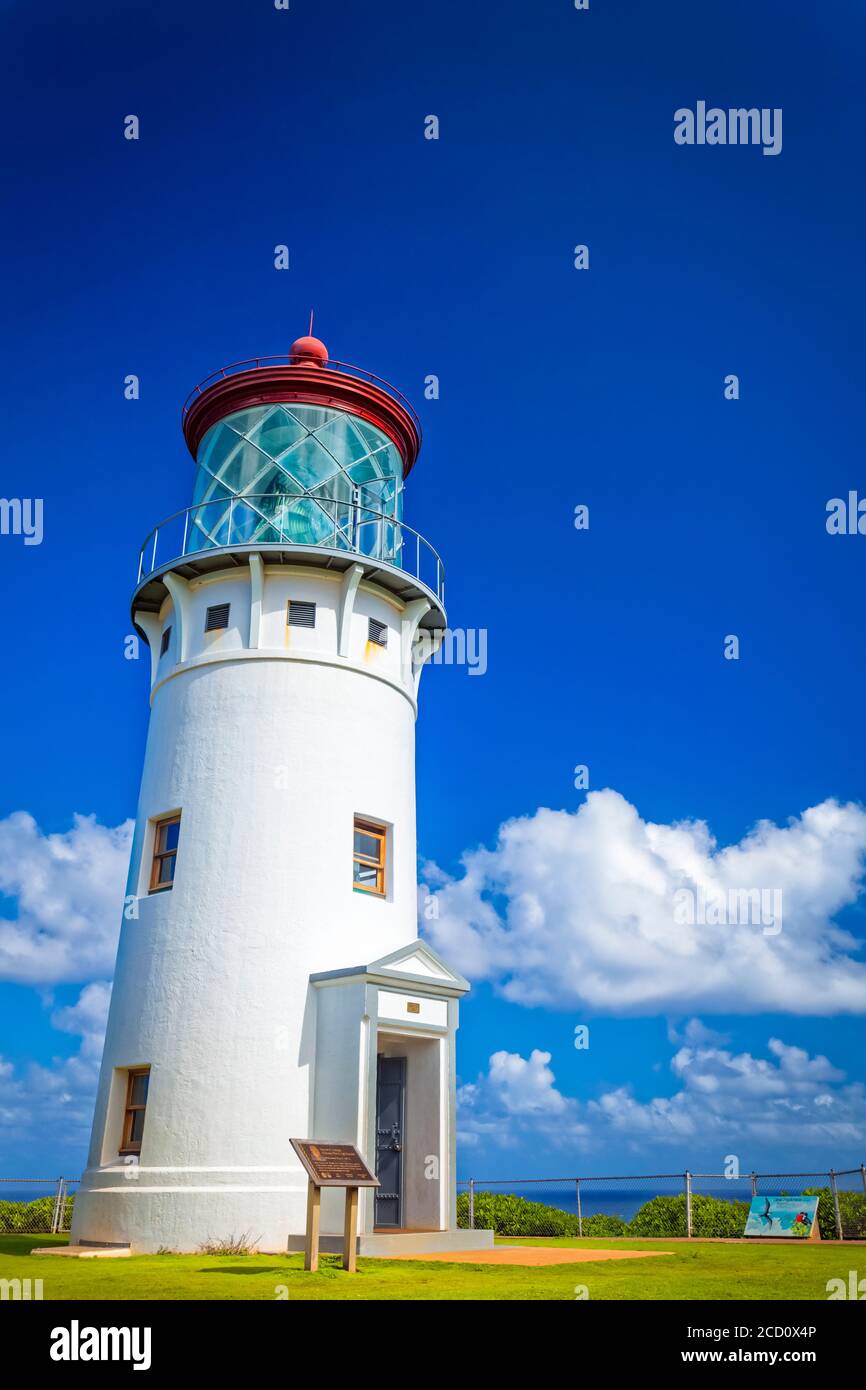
top-left (191, 404), bottom-right (405, 563)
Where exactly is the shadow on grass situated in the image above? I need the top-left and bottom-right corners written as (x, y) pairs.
top-left (197, 1257), bottom-right (350, 1277)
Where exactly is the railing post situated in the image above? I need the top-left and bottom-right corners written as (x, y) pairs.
top-left (751, 1170), bottom-right (758, 1198)
top-left (576, 1179), bottom-right (583, 1239)
top-left (228, 496), bottom-right (234, 545)
top-left (829, 1169), bottom-right (843, 1240)
top-left (150, 529), bottom-right (158, 574)
top-left (685, 1171), bottom-right (693, 1238)
top-left (468, 1179), bottom-right (475, 1231)
top-left (181, 508), bottom-right (189, 557)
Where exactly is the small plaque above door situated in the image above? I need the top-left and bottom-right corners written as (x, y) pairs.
top-left (290, 1138), bottom-right (379, 1188)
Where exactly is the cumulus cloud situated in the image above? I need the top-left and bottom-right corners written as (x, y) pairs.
top-left (51, 982), bottom-right (112, 1059)
top-left (459, 1025), bottom-right (866, 1157)
top-left (0, 981), bottom-right (110, 1169)
top-left (459, 1050), bottom-right (587, 1149)
top-left (0, 812), bottom-right (133, 985)
top-left (422, 791), bottom-right (866, 1015)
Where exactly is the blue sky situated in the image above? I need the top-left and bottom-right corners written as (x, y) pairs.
top-left (1, 0), bottom-right (864, 1179)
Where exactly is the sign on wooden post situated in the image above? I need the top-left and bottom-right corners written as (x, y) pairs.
top-left (291, 1139), bottom-right (379, 1272)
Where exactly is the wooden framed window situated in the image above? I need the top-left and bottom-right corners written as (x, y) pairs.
top-left (120, 1067), bottom-right (150, 1154)
top-left (353, 818), bottom-right (386, 896)
top-left (149, 814), bottom-right (180, 893)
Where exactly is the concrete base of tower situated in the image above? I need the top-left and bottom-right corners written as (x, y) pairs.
top-left (287, 1228), bottom-right (495, 1257)
top-left (70, 1169), bottom-right (311, 1254)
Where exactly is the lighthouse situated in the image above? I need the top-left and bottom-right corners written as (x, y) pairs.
top-left (72, 334), bottom-right (491, 1255)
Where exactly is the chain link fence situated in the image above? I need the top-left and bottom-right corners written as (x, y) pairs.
top-left (0, 1179), bottom-right (78, 1235)
top-left (458, 1165), bottom-right (866, 1240)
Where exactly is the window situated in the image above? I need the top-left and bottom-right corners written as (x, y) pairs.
top-left (368, 618), bottom-right (388, 647)
top-left (160, 625), bottom-right (172, 656)
top-left (149, 814), bottom-right (180, 893)
top-left (205, 603), bottom-right (230, 632)
top-left (353, 818), bottom-right (386, 896)
top-left (120, 1067), bottom-right (150, 1154)
top-left (287, 599), bottom-right (316, 628)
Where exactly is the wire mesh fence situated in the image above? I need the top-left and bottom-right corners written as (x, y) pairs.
top-left (457, 1166), bottom-right (866, 1240)
top-left (0, 1179), bottom-right (78, 1234)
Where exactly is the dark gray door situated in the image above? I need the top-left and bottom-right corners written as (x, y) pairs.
top-left (375, 1056), bottom-right (405, 1228)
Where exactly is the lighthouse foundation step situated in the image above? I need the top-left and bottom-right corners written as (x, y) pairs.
top-left (287, 1228), bottom-right (494, 1257)
top-left (31, 1244), bottom-right (132, 1258)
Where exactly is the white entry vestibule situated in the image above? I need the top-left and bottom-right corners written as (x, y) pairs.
top-left (304, 940), bottom-right (476, 1253)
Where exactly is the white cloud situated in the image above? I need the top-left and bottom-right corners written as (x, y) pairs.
top-left (51, 981), bottom-right (112, 1059)
top-left (459, 1050), bottom-right (587, 1150)
top-left (486, 1049), bottom-right (569, 1116)
top-left (0, 812), bottom-right (133, 985)
top-left (459, 1028), bottom-right (866, 1157)
top-left (0, 981), bottom-right (110, 1169)
top-left (422, 791), bottom-right (866, 1015)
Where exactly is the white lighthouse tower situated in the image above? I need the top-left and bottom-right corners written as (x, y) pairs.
top-left (72, 333), bottom-right (491, 1255)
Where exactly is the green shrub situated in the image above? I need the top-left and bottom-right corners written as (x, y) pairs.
top-left (456, 1190), bottom-right (581, 1236)
top-left (0, 1193), bottom-right (74, 1233)
top-left (690, 1193), bottom-right (750, 1237)
top-left (802, 1187), bottom-right (866, 1240)
top-left (627, 1195), bottom-right (688, 1237)
top-left (580, 1213), bottom-right (629, 1237)
top-left (0, 1201), bottom-right (25, 1232)
top-left (627, 1193), bottom-right (750, 1237)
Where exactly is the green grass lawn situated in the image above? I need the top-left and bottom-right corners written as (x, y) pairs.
top-left (0, 1234), bottom-right (854, 1300)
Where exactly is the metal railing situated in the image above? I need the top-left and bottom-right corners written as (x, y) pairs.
top-left (459, 1165), bottom-right (866, 1240)
top-left (135, 492), bottom-right (444, 605)
top-left (0, 1178), bottom-right (78, 1234)
top-left (181, 356), bottom-right (422, 439)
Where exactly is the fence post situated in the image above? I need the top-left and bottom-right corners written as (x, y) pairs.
top-left (750, 1171), bottom-right (758, 1198)
top-left (860, 1164), bottom-right (866, 1198)
top-left (829, 1169), bottom-right (843, 1241)
top-left (50, 1177), bottom-right (64, 1235)
top-left (575, 1180), bottom-right (583, 1239)
top-left (468, 1179), bottom-right (475, 1231)
top-left (685, 1171), bottom-right (693, 1238)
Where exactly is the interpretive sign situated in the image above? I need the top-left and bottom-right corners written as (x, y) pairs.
top-left (290, 1140), bottom-right (379, 1188)
top-left (743, 1195), bottom-right (820, 1238)
top-left (290, 1139), bottom-right (379, 1273)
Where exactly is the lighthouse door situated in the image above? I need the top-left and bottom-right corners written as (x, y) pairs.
top-left (375, 1056), bottom-right (405, 1228)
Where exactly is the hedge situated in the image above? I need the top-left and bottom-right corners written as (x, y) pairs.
top-left (0, 1194), bottom-right (75, 1233)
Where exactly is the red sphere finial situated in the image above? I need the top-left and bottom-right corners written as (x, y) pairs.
top-left (289, 334), bottom-right (329, 367)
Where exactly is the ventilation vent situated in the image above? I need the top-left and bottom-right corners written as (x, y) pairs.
top-left (205, 603), bottom-right (230, 632)
top-left (288, 600), bottom-right (316, 629)
top-left (160, 626), bottom-right (172, 656)
top-left (368, 618), bottom-right (388, 647)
